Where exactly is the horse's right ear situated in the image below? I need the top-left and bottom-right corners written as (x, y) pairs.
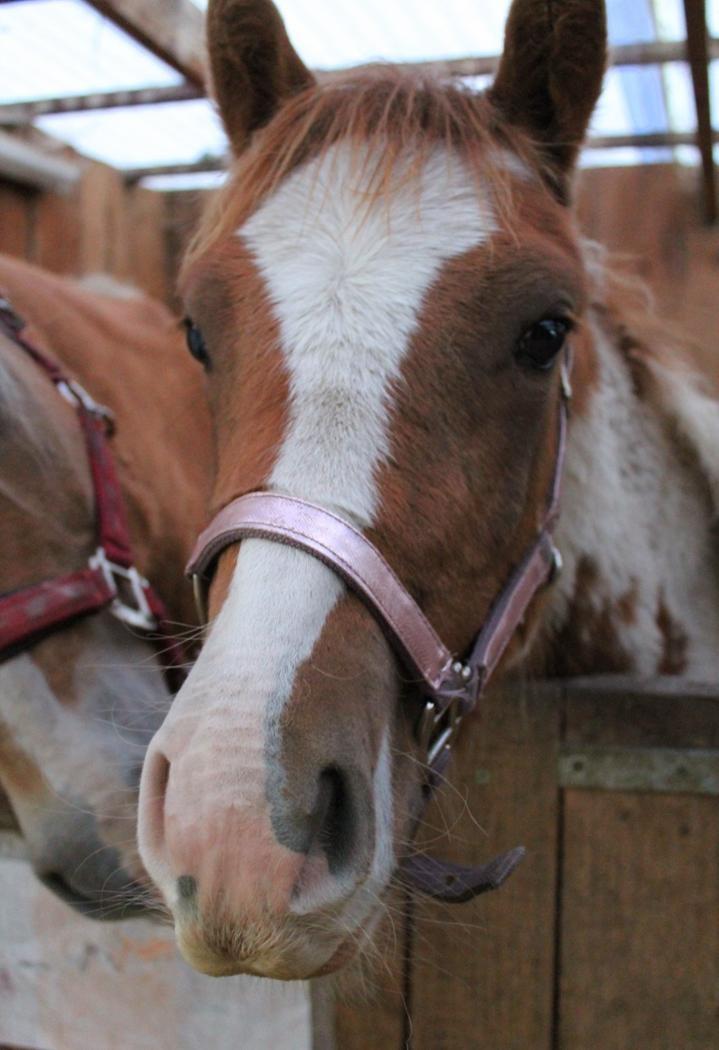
top-left (488, 0), bottom-right (607, 185)
top-left (207, 0), bottom-right (315, 155)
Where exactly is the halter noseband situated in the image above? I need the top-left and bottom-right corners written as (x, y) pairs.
top-left (187, 353), bottom-right (571, 903)
top-left (0, 296), bottom-right (186, 684)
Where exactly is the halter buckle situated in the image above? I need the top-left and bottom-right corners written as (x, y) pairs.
top-left (191, 573), bottom-right (208, 626)
top-left (417, 695), bottom-right (465, 767)
top-left (89, 548), bottom-right (157, 631)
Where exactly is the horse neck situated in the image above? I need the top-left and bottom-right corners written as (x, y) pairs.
top-left (541, 298), bottom-right (719, 680)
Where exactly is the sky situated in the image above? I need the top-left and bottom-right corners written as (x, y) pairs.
top-left (0, 0), bottom-right (716, 187)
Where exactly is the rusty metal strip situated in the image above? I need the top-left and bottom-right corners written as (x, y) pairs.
top-left (559, 747), bottom-right (719, 796)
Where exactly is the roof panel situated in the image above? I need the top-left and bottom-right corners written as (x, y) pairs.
top-left (0, 0), bottom-right (181, 103)
top-left (36, 99), bottom-right (226, 169)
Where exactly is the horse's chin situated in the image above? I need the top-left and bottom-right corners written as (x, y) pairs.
top-left (173, 909), bottom-right (367, 981)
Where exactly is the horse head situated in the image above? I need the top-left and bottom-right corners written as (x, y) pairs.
top-left (139, 0), bottom-right (607, 976)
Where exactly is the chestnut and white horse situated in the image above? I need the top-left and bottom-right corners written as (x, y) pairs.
top-left (139, 0), bottom-right (719, 978)
top-left (0, 254), bottom-right (210, 918)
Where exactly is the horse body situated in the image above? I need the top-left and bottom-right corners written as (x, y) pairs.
top-left (0, 254), bottom-right (210, 917)
top-left (138, 0), bottom-right (719, 978)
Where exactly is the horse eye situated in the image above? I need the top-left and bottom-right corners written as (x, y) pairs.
top-left (515, 318), bottom-right (572, 371)
top-left (183, 318), bottom-right (210, 369)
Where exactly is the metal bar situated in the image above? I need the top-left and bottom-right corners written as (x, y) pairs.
top-left (0, 84), bottom-right (202, 125)
top-left (82, 0), bottom-right (206, 87)
top-left (683, 0), bottom-right (717, 223)
top-left (559, 747), bottom-right (719, 796)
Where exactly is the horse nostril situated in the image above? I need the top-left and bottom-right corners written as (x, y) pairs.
top-left (140, 746), bottom-right (171, 858)
top-left (313, 767), bottom-right (355, 875)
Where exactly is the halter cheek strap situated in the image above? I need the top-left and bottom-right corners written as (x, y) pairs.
top-left (0, 296), bottom-right (186, 685)
top-left (187, 353), bottom-right (571, 902)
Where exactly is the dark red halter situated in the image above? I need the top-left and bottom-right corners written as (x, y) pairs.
top-left (187, 352), bottom-right (572, 903)
top-left (0, 296), bottom-right (186, 685)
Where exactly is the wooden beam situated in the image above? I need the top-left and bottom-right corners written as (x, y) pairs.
top-left (588, 130), bottom-right (719, 149)
top-left (0, 84), bottom-right (202, 125)
top-left (318, 37), bottom-right (719, 83)
top-left (124, 157), bottom-right (228, 182)
top-left (683, 0), bottom-right (716, 224)
top-left (124, 130), bottom-right (719, 183)
top-left (82, 0), bottom-right (206, 87)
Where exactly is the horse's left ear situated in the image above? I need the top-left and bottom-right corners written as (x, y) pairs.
top-left (488, 0), bottom-right (607, 186)
top-left (207, 0), bottom-right (315, 155)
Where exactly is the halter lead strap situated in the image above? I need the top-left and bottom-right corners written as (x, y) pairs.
top-left (187, 353), bottom-right (571, 902)
top-left (0, 296), bottom-right (186, 683)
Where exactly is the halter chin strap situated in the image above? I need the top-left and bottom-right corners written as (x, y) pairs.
top-left (0, 296), bottom-right (186, 685)
top-left (187, 353), bottom-right (571, 902)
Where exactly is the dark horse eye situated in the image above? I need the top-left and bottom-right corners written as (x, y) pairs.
top-left (183, 318), bottom-right (210, 369)
top-left (516, 318), bottom-right (572, 371)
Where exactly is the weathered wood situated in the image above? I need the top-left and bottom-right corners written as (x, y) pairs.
top-left (407, 678), bottom-right (560, 1050)
top-left (125, 185), bottom-right (171, 303)
top-left (558, 790), bottom-right (719, 1049)
top-left (563, 676), bottom-right (719, 750)
top-left (83, 0), bottom-right (206, 87)
top-left (0, 84), bottom-right (202, 125)
top-left (683, 0), bottom-right (717, 223)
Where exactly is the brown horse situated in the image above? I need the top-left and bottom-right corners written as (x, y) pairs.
top-left (0, 254), bottom-right (210, 918)
top-left (138, 0), bottom-right (719, 978)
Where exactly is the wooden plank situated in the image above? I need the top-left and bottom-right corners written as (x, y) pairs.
top-left (125, 185), bottom-right (171, 302)
top-left (683, 0), bottom-right (717, 223)
top-left (407, 679), bottom-right (561, 1050)
top-left (0, 182), bottom-right (34, 259)
top-left (0, 85), bottom-right (201, 125)
top-left (558, 790), bottom-right (719, 1049)
top-left (77, 162), bottom-right (128, 277)
top-left (563, 676), bottom-right (719, 750)
top-left (83, 0), bottom-right (206, 87)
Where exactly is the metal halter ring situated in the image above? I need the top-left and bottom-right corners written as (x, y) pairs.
top-left (89, 548), bottom-right (157, 631)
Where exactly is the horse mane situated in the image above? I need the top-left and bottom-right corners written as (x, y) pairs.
top-left (185, 68), bottom-right (550, 271)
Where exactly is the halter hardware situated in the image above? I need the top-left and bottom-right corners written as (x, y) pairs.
top-left (88, 547), bottom-right (156, 632)
top-left (0, 293), bottom-right (186, 682)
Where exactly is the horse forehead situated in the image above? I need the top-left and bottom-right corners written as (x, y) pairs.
top-left (237, 143), bottom-right (498, 326)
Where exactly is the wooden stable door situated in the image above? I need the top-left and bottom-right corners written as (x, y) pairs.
top-left (314, 678), bottom-right (719, 1050)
